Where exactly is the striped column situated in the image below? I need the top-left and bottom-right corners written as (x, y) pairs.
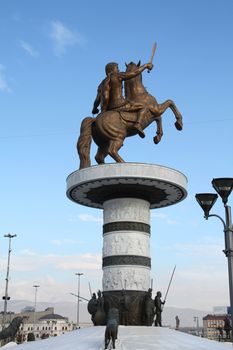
top-left (102, 198), bottom-right (151, 292)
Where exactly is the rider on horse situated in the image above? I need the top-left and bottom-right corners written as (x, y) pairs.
top-left (92, 61), bottom-right (153, 138)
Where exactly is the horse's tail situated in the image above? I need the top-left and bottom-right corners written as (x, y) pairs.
top-left (77, 117), bottom-right (95, 169)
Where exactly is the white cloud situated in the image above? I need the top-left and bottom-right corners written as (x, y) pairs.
top-left (152, 212), bottom-right (178, 225)
top-left (0, 64), bottom-right (11, 93)
top-left (170, 242), bottom-right (222, 257)
top-left (20, 40), bottom-right (38, 57)
top-left (0, 251), bottom-right (102, 273)
top-left (50, 238), bottom-right (83, 246)
top-left (50, 21), bottom-right (83, 57)
top-left (0, 252), bottom-right (102, 303)
top-left (21, 249), bottom-right (37, 256)
top-left (78, 214), bottom-right (102, 223)
top-left (164, 237), bottom-right (224, 259)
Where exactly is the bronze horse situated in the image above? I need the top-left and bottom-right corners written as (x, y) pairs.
top-left (77, 62), bottom-right (183, 169)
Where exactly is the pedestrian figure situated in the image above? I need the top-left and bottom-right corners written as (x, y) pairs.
top-left (224, 315), bottom-right (232, 340)
top-left (217, 327), bottom-right (223, 341)
top-left (175, 315), bottom-right (180, 330)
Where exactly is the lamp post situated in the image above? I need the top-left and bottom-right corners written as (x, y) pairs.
top-left (194, 316), bottom-right (199, 336)
top-left (2, 233), bottom-right (17, 329)
top-left (196, 177), bottom-right (233, 339)
top-left (75, 273), bottom-right (83, 328)
top-left (33, 285), bottom-right (40, 332)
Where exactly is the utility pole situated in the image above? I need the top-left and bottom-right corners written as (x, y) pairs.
top-left (75, 273), bottom-right (83, 328)
top-left (194, 316), bottom-right (199, 336)
top-left (33, 285), bottom-right (40, 332)
top-left (2, 233), bottom-right (17, 329)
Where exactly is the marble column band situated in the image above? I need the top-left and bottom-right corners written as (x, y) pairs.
top-left (102, 198), bottom-right (151, 292)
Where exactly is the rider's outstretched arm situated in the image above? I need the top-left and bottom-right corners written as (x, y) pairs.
top-left (120, 63), bottom-right (153, 81)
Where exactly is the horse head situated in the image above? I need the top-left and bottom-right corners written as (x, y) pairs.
top-left (124, 60), bottom-right (146, 102)
top-left (125, 60), bottom-right (141, 72)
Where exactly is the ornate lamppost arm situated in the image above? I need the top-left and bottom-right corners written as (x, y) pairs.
top-left (209, 206), bottom-right (233, 331)
top-left (207, 214), bottom-right (226, 229)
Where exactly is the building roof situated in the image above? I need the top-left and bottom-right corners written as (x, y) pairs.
top-left (39, 313), bottom-right (67, 321)
top-left (203, 314), bottom-right (226, 320)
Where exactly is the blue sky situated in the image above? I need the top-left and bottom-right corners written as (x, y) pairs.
top-left (0, 0), bottom-right (233, 313)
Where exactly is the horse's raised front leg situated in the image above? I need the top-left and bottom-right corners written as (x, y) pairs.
top-left (154, 117), bottom-right (163, 144)
top-left (165, 100), bottom-right (183, 130)
top-left (108, 139), bottom-right (125, 163)
top-left (151, 100), bottom-right (183, 131)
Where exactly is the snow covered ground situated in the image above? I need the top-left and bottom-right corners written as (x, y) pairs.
top-left (2, 326), bottom-right (232, 350)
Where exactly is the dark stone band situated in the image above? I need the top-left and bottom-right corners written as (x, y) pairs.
top-left (103, 221), bottom-right (150, 234)
top-left (102, 255), bottom-right (151, 267)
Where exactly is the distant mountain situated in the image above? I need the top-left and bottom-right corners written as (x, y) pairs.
top-left (0, 300), bottom-right (210, 327)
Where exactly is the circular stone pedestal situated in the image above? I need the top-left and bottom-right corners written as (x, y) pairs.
top-left (66, 163), bottom-right (187, 325)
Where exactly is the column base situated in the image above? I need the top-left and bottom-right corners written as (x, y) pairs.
top-left (103, 290), bottom-right (150, 326)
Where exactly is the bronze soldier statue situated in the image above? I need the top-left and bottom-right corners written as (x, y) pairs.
top-left (92, 61), bottom-right (153, 138)
top-left (87, 293), bottom-right (98, 325)
top-left (143, 288), bottom-right (155, 326)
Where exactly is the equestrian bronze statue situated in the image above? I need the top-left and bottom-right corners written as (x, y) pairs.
top-left (77, 45), bottom-right (183, 169)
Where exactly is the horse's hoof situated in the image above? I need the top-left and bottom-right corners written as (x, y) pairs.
top-left (175, 121), bottom-right (183, 131)
top-left (153, 136), bottom-right (160, 144)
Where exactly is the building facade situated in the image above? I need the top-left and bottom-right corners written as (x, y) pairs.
top-left (0, 307), bottom-right (76, 342)
top-left (202, 314), bottom-right (227, 340)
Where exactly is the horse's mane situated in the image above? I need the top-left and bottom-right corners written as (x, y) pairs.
top-left (124, 62), bottom-right (148, 100)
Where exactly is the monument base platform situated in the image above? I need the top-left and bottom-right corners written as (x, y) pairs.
top-left (13, 326), bottom-right (231, 350)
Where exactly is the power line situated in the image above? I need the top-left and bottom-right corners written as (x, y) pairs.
top-left (0, 118), bottom-right (232, 140)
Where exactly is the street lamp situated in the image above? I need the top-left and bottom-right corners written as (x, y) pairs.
top-left (196, 177), bottom-right (233, 339)
top-left (33, 285), bottom-right (40, 332)
top-left (2, 233), bottom-right (17, 329)
top-left (75, 273), bottom-right (83, 328)
top-left (193, 316), bottom-right (200, 336)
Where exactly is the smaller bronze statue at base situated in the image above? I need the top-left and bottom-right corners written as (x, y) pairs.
top-left (104, 308), bottom-right (119, 350)
top-left (143, 288), bottom-right (155, 326)
top-left (0, 317), bottom-right (24, 344)
top-left (154, 291), bottom-right (165, 327)
top-left (87, 290), bottom-right (106, 326)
